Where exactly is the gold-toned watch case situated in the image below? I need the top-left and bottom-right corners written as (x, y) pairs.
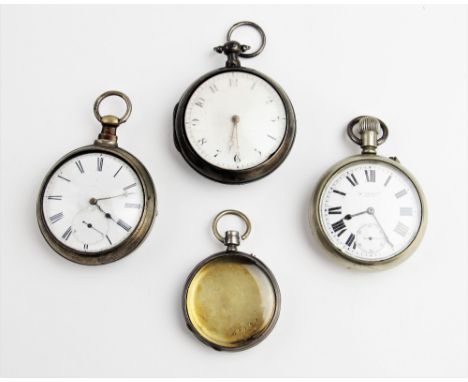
top-left (183, 251), bottom-right (281, 351)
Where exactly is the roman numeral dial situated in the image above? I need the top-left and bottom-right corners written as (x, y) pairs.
top-left (184, 71), bottom-right (287, 171)
top-left (319, 161), bottom-right (423, 262)
top-left (41, 152), bottom-right (145, 254)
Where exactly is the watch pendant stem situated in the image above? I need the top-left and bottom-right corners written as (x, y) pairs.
top-left (224, 230), bottom-right (241, 251)
top-left (93, 91), bottom-right (132, 148)
top-left (214, 41), bottom-right (250, 67)
top-left (96, 116), bottom-right (120, 146)
top-left (358, 116), bottom-right (381, 154)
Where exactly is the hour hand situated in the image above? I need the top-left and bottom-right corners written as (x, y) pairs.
top-left (89, 199), bottom-right (116, 222)
top-left (344, 209), bottom-right (369, 220)
top-left (228, 114), bottom-right (240, 152)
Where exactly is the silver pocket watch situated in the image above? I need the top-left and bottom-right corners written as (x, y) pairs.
top-left (37, 91), bottom-right (157, 265)
top-left (310, 116), bottom-right (427, 269)
top-left (173, 21), bottom-right (296, 184)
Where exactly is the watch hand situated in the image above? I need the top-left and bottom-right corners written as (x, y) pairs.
top-left (93, 192), bottom-right (135, 202)
top-left (90, 199), bottom-right (116, 222)
top-left (367, 209), bottom-right (394, 248)
top-left (344, 209), bottom-right (368, 220)
top-left (229, 115), bottom-right (240, 152)
top-left (82, 220), bottom-right (105, 236)
top-left (234, 118), bottom-right (240, 152)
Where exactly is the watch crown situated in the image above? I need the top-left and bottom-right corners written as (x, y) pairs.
top-left (357, 116), bottom-right (381, 136)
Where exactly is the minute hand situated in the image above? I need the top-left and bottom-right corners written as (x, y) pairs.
top-left (94, 192), bottom-right (134, 202)
top-left (369, 211), bottom-right (394, 248)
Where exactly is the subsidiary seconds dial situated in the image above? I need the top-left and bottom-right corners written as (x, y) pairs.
top-left (184, 71), bottom-right (287, 170)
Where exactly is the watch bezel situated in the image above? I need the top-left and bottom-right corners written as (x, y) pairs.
top-left (310, 154), bottom-right (428, 270)
top-left (37, 144), bottom-right (157, 265)
top-left (174, 66), bottom-right (296, 184)
top-left (182, 250), bottom-right (281, 351)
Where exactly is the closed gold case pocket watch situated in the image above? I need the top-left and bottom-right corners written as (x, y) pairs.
top-left (310, 116), bottom-right (427, 269)
top-left (37, 91), bottom-right (157, 265)
top-left (173, 21), bottom-right (296, 184)
top-left (183, 210), bottom-right (281, 351)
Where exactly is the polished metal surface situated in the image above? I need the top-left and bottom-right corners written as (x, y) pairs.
top-left (212, 209), bottom-right (251, 244)
top-left (93, 90), bottom-right (132, 125)
top-left (227, 21), bottom-right (266, 58)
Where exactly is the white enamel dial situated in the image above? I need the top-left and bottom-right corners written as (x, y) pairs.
top-left (319, 160), bottom-right (423, 262)
top-left (184, 71), bottom-right (287, 170)
top-left (42, 152), bottom-right (145, 253)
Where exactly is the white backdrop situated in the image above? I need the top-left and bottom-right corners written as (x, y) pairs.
top-left (0, 5), bottom-right (466, 378)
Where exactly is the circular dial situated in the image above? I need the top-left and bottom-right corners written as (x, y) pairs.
top-left (319, 160), bottom-right (423, 262)
top-left (41, 152), bottom-right (145, 253)
top-left (184, 71), bottom-right (287, 170)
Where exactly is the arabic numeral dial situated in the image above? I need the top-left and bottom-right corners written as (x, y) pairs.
top-left (41, 152), bottom-right (145, 253)
top-left (319, 161), bottom-right (423, 262)
top-left (184, 71), bottom-right (287, 170)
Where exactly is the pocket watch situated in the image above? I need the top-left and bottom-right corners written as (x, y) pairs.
top-left (183, 210), bottom-right (281, 351)
top-left (37, 91), bottom-right (157, 265)
top-left (310, 116), bottom-right (427, 269)
top-left (173, 21), bottom-right (296, 184)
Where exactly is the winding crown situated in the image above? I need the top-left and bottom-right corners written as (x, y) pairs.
top-left (357, 116), bottom-right (381, 136)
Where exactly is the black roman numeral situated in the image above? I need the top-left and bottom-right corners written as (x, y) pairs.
top-left (332, 189), bottom-right (346, 196)
top-left (395, 189), bottom-right (408, 199)
top-left (49, 212), bottom-right (64, 224)
top-left (123, 183), bottom-right (137, 191)
top-left (346, 174), bottom-right (358, 187)
top-left (345, 233), bottom-right (356, 247)
top-left (117, 219), bottom-right (132, 232)
top-left (83, 243), bottom-right (88, 250)
top-left (365, 169), bottom-right (376, 182)
top-left (114, 165), bottom-right (123, 178)
top-left (332, 219), bottom-right (346, 234)
top-left (125, 203), bottom-right (141, 209)
top-left (328, 206), bottom-right (342, 215)
top-left (106, 235), bottom-right (112, 245)
top-left (62, 226), bottom-right (72, 240)
top-left (209, 84), bottom-right (218, 93)
top-left (394, 222), bottom-right (409, 236)
top-left (57, 174), bottom-right (71, 182)
top-left (75, 160), bottom-right (84, 174)
top-left (97, 157), bottom-right (104, 172)
top-left (47, 195), bottom-right (62, 200)
top-left (194, 97), bottom-right (205, 108)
